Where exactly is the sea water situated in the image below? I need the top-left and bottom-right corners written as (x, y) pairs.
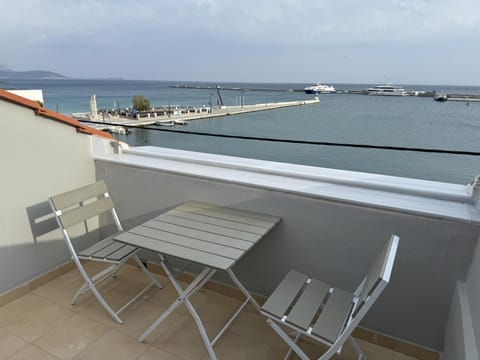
top-left (3, 78), bottom-right (480, 184)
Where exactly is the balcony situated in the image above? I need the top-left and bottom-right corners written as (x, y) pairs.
top-left (0, 261), bottom-right (420, 360)
top-left (1, 134), bottom-right (479, 360)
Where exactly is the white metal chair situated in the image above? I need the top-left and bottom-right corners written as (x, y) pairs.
top-left (261, 235), bottom-right (399, 360)
top-left (49, 180), bottom-right (162, 324)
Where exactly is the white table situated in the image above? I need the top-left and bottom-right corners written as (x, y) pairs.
top-left (114, 201), bottom-right (281, 359)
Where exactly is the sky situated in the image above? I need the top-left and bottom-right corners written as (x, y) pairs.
top-left (1, 0), bottom-right (480, 85)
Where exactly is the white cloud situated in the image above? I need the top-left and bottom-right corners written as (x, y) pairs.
top-left (1, 0), bottom-right (479, 82)
top-left (3, 0), bottom-right (479, 46)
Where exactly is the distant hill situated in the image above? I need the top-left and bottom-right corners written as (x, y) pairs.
top-left (0, 69), bottom-right (67, 79)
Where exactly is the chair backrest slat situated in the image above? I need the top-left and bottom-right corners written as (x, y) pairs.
top-left (353, 234), bottom-right (399, 317)
top-left (50, 181), bottom-right (109, 210)
top-left (49, 180), bottom-right (116, 230)
top-left (57, 196), bottom-right (114, 229)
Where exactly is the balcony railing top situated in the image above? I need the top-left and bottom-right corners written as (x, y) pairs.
top-left (92, 139), bottom-right (480, 224)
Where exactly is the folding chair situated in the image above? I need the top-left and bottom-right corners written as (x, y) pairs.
top-left (261, 235), bottom-right (399, 360)
top-left (49, 180), bottom-right (162, 324)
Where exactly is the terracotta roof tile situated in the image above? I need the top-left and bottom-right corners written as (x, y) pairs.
top-left (0, 89), bottom-right (113, 139)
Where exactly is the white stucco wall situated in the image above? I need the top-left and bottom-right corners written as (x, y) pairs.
top-left (0, 99), bottom-right (99, 294)
top-left (443, 238), bottom-right (480, 360)
top-left (466, 240), bottom-right (480, 357)
top-left (6, 89), bottom-right (44, 104)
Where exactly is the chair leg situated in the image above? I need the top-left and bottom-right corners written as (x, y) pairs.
top-left (266, 319), bottom-right (310, 360)
top-left (72, 258), bottom-right (123, 324)
top-left (348, 337), bottom-right (366, 360)
top-left (133, 254), bottom-right (162, 288)
top-left (317, 339), bottom-right (348, 360)
top-left (71, 264), bottom-right (118, 304)
top-left (283, 331), bottom-right (302, 360)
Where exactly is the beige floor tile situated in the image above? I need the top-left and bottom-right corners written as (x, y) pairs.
top-left (139, 281), bottom-right (181, 310)
top-left (73, 329), bottom-right (147, 360)
top-left (228, 310), bottom-right (289, 350)
top-left (0, 326), bottom-right (27, 360)
top-left (146, 282), bottom-right (212, 317)
top-left (68, 298), bottom-right (118, 329)
top-left (177, 289), bottom-right (212, 317)
top-left (34, 263), bottom-right (156, 308)
top-left (71, 272), bottom-right (155, 327)
top-left (113, 299), bottom-right (182, 341)
top-left (350, 339), bottom-right (395, 360)
top-left (33, 313), bottom-right (109, 360)
top-left (98, 277), bottom-right (152, 309)
top-left (336, 337), bottom-right (399, 360)
top-left (7, 344), bottom-right (59, 360)
top-left (286, 338), bottom-right (326, 360)
top-left (152, 314), bottom-right (208, 360)
top-left (263, 335), bottom-right (397, 360)
top-left (392, 351), bottom-right (422, 360)
top-left (0, 265), bottom-right (421, 360)
top-left (0, 294), bottom-right (72, 342)
top-left (115, 264), bottom-right (157, 285)
top-left (204, 331), bottom-right (286, 360)
top-left (137, 346), bottom-right (184, 360)
top-left (194, 291), bottom-right (243, 334)
top-left (33, 270), bottom-right (85, 309)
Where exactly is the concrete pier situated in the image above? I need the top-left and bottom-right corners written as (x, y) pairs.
top-left (77, 98), bottom-right (320, 128)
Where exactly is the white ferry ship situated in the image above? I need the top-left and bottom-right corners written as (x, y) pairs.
top-left (304, 83), bottom-right (336, 94)
top-left (366, 83), bottom-right (407, 96)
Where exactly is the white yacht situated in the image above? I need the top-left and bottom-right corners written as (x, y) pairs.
top-left (304, 83), bottom-right (336, 94)
top-left (366, 83), bottom-right (407, 96)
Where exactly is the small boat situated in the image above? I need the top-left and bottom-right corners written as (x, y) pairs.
top-left (105, 126), bottom-right (131, 135)
top-left (304, 83), bottom-right (336, 94)
top-left (155, 120), bottom-right (174, 126)
top-left (433, 92), bottom-right (448, 102)
top-left (174, 119), bottom-right (188, 125)
top-left (366, 83), bottom-right (407, 96)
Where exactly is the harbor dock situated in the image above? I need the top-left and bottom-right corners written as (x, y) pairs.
top-left (446, 95), bottom-right (480, 102)
top-left (74, 98), bottom-right (320, 131)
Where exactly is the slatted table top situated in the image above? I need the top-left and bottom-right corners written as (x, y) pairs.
top-left (115, 201), bottom-right (281, 270)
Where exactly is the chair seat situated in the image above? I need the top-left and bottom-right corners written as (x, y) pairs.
top-left (261, 270), bottom-right (354, 343)
top-left (261, 236), bottom-right (399, 360)
top-left (78, 233), bottom-right (137, 262)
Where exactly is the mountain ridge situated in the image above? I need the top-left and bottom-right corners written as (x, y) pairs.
top-left (0, 69), bottom-right (67, 79)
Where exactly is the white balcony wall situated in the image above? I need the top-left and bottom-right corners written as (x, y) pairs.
top-left (466, 239), bottom-right (480, 356)
top-left (0, 100), bottom-right (99, 295)
top-left (467, 241), bottom-right (480, 357)
top-left (443, 238), bottom-right (480, 360)
top-left (93, 144), bottom-right (480, 352)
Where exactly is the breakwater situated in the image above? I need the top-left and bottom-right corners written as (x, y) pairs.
top-left (173, 84), bottom-right (480, 100)
top-left (76, 98), bottom-right (321, 131)
top-left (172, 84), bottom-right (302, 92)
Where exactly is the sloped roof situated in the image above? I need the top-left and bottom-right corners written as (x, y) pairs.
top-left (0, 89), bottom-right (112, 139)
